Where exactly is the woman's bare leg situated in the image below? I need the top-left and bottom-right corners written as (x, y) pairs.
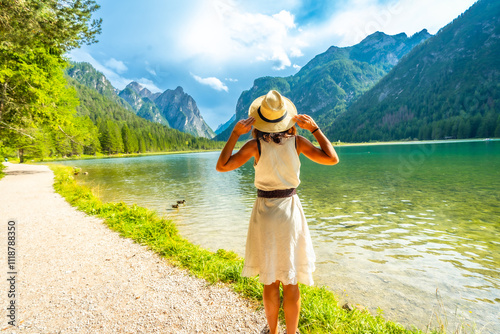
top-left (282, 284), bottom-right (300, 333)
top-left (263, 280), bottom-right (281, 334)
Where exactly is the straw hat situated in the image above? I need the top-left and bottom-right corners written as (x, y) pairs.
top-left (248, 90), bottom-right (297, 133)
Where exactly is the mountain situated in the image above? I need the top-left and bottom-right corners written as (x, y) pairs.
top-left (153, 86), bottom-right (215, 139)
top-left (214, 30), bottom-right (431, 141)
top-left (119, 82), bottom-right (168, 126)
top-left (331, 0), bottom-right (500, 142)
top-left (215, 114), bottom-right (236, 135)
top-left (64, 65), bottom-right (222, 155)
top-left (136, 101), bottom-right (168, 126)
top-left (118, 82), bottom-right (214, 139)
top-left (67, 63), bottom-right (215, 139)
top-left (66, 62), bottom-right (133, 111)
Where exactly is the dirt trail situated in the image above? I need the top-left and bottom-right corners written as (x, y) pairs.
top-left (0, 162), bottom-right (265, 333)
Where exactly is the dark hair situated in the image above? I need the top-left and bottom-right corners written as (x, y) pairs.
top-left (252, 126), bottom-right (297, 144)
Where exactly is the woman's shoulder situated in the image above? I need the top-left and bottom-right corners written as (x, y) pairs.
top-left (295, 135), bottom-right (311, 145)
top-left (294, 135), bottom-right (313, 154)
top-left (242, 138), bottom-right (258, 148)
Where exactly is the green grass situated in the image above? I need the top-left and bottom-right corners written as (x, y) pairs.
top-left (50, 164), bottom-right (439, 334)
top-left (0, 162), bottom-right (5, 180)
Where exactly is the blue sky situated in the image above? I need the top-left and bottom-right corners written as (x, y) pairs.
top-left (69, 0), bottom-right (477, 130)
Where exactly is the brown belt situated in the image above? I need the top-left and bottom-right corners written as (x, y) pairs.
top-left (257, 188), bottom-right (296, 198)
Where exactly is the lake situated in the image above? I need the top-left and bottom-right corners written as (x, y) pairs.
top-left (52, 139), bottom-right (500, 332)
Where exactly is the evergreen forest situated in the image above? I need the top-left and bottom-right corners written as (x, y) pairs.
top-left (0, 0), bottom-right (223, 163)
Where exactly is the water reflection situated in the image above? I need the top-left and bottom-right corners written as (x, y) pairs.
top-left (53, 140), bottom-right (500, 333)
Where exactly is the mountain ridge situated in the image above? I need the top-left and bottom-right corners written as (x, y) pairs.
top-left (214, 29), bottom-right (431, 141)
top-left (330, 0), bottom-right (500, 142)
top-left (119, 82), bottom-right (215, 138)
top-left (66, 62), bottom-right (215, 138)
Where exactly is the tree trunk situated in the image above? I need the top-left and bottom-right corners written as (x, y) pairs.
top-left (19, 149), bottom-right (24, 163)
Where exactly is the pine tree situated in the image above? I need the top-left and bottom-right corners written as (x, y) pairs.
top-left (0, 0), bottom-right (101, 158)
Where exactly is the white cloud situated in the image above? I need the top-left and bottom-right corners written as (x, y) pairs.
top-left (272, 10), bottom-right (296, 28)
top-left (136, 78), bottom-right (163, 93)
top-left (290, 46), bottom-right (303, 58)
top-left (225, 78), bottom-right (238, 82)
top-left (105, 58), bottom-right (128, 74)
top-left (270, 49), bottom-right (292, 70)
top-left (177, 0), bottom-right (305, 71)
top-left (191, 73), bottom-right (229, 92)
top-left (170, 0), bottom-right (477, 75)
top-left (145, 61), bottom-right (157, 76)
top-left (297, 0), bottom-right (478, 47)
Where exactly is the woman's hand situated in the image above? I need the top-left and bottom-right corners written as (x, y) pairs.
top-left (293, 114), bottom-right (319, 132)
top-left (294, 114), bottom-right (339, 165)
top-left (216, 117), bottom-right (258, 172)
top-left (232, 117), bottom-right (255, 136)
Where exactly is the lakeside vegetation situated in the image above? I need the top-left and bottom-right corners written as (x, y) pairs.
top-left (0, 0), bottom-right (224, 163)
top-left (0, 162), bottom-right (5, 180)
top-left (0, 0), bottom-right (101, 162)
top-left (51, 164), bottom-right (444, 334)
top-left (2, 142), bottom-right (244, 164)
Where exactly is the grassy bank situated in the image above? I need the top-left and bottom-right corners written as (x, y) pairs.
top-left (51, 164), bottom-right (437, 334)
top-left (0, 162), bottom-right (5, 180)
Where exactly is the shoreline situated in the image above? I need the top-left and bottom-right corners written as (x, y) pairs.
top-left (25, 149), bottom-right (223, 163)
top-left (332, 137), bottom-right (498, 147)
top-left (46, 163), bottom-right (439, 334)
top-left (10, 138), bottom-right (497, 165)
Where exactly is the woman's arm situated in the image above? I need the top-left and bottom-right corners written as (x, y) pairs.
top-left (216, 117), bottom-right (258, 172)
top-left (293, 114), bottom-right (339, 165)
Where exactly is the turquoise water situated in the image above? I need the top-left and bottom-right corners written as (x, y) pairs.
top-left (53, 140), bottom-right (500, 332)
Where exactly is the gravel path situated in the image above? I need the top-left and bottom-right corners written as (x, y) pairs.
top-left (0, 162), bottom-right (266, 333)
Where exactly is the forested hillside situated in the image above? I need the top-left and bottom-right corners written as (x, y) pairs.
top-left (0, 0), bottom-right (222, 162)
top-left (68, 62), bottom-right (215, 139)
top-left (330, 0), bottom-right (500, 142)
top-left (215, 30), bottom-right (431, 141)
top-left (69, 79), bottom-right (222, 155)
top-left (0, 0), bottom-right (102, 162)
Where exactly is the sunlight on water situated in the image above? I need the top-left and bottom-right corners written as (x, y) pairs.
top-left (54, 140), bottom-right (500, 333)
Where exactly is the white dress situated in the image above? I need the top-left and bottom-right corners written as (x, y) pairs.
top-left (241, 136), bottom-right (316, 286)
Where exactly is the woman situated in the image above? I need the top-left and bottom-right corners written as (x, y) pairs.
top-left (216, 90), bottom-right (339, 334)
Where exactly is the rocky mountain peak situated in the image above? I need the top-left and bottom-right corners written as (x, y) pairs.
top-left (66, 61), bottom-right (214, 138)
top-left (153, 87), bottom-right (214, 138)
top-left (349, 30), bottom-right (432, 69)
top-left (118, 84), bottom-right (214, 138)
top-left (125, 82), bottom-right (154, 99)
top-left (409, 29), bottom-right (432, 44)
